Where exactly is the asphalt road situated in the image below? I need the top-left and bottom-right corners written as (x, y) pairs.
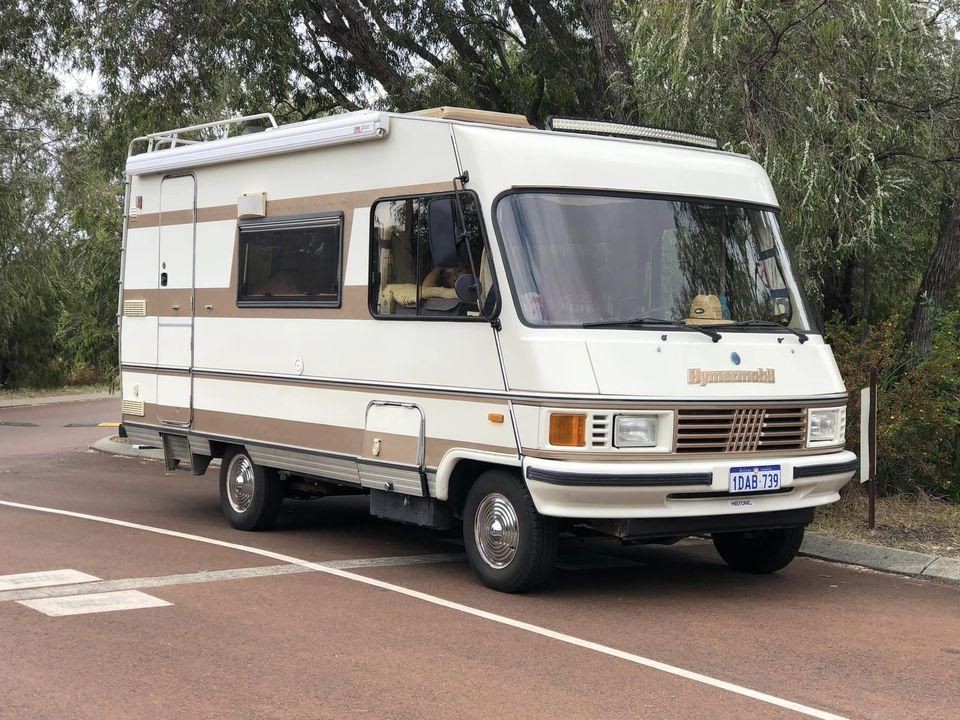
top-left (1, 399), bottom-right (958, 720)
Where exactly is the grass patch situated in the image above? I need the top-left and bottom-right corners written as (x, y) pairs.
top-left (0, 383), bottom-right (113, 401)
top-left (812, 484), bottom-right (960, 558)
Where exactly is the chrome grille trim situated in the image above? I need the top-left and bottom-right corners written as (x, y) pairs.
top-left (676, 407), bottom-right (806, 454)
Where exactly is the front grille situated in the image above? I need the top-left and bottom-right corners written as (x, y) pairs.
top-left (676, 407), bottom-right (806, 454)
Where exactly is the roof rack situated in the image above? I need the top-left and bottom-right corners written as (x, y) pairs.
top-left (128, 113), bottom-right (279, 157)
top-left (545, 116), bottom-right (719, 149)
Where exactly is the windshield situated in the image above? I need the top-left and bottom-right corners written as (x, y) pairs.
top-left (495, 192), bottom-right (813, 332)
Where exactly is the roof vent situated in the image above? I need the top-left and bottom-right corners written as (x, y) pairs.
top-left (410, 106), bottom-right (533, 129)
top-left (545, 116), bottom-right (718, 149)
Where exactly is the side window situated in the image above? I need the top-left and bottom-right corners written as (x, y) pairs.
top-left (370, 193), bottom-right (486, 318)
top-left (237, 214), bottom-right (342, 306)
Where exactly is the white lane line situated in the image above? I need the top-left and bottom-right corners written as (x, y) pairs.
top-left (0, 565), bottom-right (310, 602)
top-left (0, 554), bottom-right (466, 603)
top-left (18, 590), bottom-right (171, 617)
top-left (0, 499), bottom-right (846, 720)
top-left (0, 569), bottom-right (100, 592)
top-left (329, 553), bottom-right (465, 569)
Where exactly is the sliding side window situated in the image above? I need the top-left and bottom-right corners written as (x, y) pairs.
top-left (369, 193), bottom-right (489, 318)
top-left (238, 213), bottom-right (343, 306)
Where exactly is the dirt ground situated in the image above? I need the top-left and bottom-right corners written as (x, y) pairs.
top-left (811, 484), bottom-right (960, 558)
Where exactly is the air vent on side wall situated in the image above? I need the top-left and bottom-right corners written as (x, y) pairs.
top-left (123, 299), bottom-right (147, 317)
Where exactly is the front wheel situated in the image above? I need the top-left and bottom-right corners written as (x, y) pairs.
top-left (219, 447), bottom-right (284, 531)
top-left (712, 526), bottom-right (805, 574)
top-left (463, 470), bottom-right (558, 593)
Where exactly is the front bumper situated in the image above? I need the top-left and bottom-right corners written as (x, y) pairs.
top-left (523, 450), bottom-right (857, 519)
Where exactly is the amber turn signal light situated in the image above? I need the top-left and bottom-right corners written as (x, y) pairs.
top-left (549, 413), bottom-right (586, 447)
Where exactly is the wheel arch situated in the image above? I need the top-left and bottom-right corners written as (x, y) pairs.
top-left (434, 450), bottom-right (522, 513)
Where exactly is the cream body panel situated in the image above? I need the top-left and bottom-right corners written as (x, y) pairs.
top-left (121, 371), bottom-right (159, 404)
top-left (510, 403), bottom-right (541, 451)
top-left (123, 227), bottom-right (159, 289)
top-left (128, 175), bottom-right (162, 216)
top-left (584, 333), bottom-right (845, 398)
top-left (181, 118), bottom-right (455, 208)
top-left (156, 318), bottom-right (192, 368)
top-left (192, 317), bottom-right (505, 391)
top-left (120, 317), bottom-right (158, 365)
top-left (191, 377), bottom-right (515, 449)
top-left (194, 220), bottom-right (238, 288)
top-left (454, 123), bottom-right (778, 207)
top-left (497, 334), bottom-right (598, 394)
top-left (156, 373), bottom-right (191, 405)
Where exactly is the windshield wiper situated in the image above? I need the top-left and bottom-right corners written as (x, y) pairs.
top-left (583, 317), bottom-right (722, 343)
top-left (725, 319), bottom-right (809, 343)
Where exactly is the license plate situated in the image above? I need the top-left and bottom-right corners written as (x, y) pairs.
top-left (729, 465), bottom-right (781, 493)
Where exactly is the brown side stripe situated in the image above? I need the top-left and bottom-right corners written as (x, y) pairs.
top-left (128, 181), bottom-right (452, 229)
top-left (125, 285), bottom-right (372, 320)
top-left (124, 404), bottom-right (516, 468)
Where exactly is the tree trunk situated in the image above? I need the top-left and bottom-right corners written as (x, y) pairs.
top-left (579, 0), bottom-right (635, 121)
top-left (907, 199), bottom-right (960, 358)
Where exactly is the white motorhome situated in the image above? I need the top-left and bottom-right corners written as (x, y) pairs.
top-left (119, 107), bottom-right (857, 592)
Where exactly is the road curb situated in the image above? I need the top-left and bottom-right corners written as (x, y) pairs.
top-left (0, 391), bottom-right (115, 408)
top-left (801, 533), bottom-right (960, 585)
top-left (89, 436), bottom-right (164, 461)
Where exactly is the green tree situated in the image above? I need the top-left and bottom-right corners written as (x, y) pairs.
top-left (621, 0), bottom-right (960, 340)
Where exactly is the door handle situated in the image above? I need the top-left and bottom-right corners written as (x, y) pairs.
top-left (160, 272), bottom-right (168, 287)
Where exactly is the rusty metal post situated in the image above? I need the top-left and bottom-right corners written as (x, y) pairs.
top-left (867, 366), bottom-right (878, 530)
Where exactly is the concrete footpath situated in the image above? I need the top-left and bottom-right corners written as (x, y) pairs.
top-left (90, 436), bottom-right (164, 461)
top-left (0, 391), bottom-right (114, 409)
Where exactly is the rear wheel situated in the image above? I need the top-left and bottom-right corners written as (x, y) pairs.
top-left (712, 526), bottom-right (805, 574)
top-left (219, 447), bottom-right (284, 531)
top-left (463, 470), bottom-right (558, 593)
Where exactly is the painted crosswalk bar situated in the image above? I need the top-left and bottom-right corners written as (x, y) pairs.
top-left (0, 569), bottom-right (100, 592)
top-left (18, 590), bottom-right (171, 617)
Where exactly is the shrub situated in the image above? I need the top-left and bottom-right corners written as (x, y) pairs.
top-left (827, 314), bottom-right (960, 500)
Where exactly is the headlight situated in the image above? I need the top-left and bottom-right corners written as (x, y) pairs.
top-left (807, 408), bottom-right (845, 445)
top-left (614, 415), bottom-right (658, 448)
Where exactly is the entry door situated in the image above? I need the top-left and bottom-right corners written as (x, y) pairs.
top-left (156, 174), bottom-right (196, 425)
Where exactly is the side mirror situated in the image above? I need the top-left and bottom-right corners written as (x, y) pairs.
top-left (427, 198), bottom-right (464, 268)
top-left (454, 273), bottom-right (479, 305)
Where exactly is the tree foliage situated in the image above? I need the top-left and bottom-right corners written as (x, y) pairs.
top-left (0, 3), bottom-right (119, 386)
top-left (3, 3), bottom-right (960, 494)
top-left (623, 0), bottom-right (960, 324)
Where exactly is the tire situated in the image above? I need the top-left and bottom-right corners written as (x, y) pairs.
top-left (219, 447), bottom-right (284, 531)
top-left (712, 525), bottom-right (806, 574)
top-left (462, 469), bottom-right (558, 593)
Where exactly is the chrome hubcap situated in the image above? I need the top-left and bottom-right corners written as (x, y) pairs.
top-left (474, 493), bottom-right (519, 569)
top-left (226, 454), bottom-right (255, 514)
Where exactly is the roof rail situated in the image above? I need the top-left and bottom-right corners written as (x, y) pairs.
top-left (128, 113), bottom-right (279, 157)
top-left (545, 116), bottom-right (718, 149)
